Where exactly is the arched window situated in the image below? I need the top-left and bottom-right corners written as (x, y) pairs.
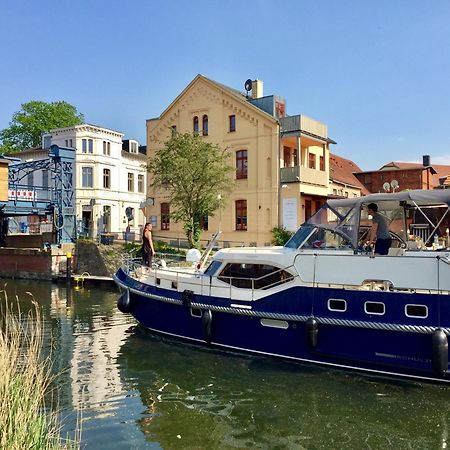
top-left (193, 116), bottom-right (199, 135)
top-left (202, 115), bottom-right (208, 136)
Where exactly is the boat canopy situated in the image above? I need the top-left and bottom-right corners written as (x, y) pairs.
top-left (327, 189), bottom-right (450, 210)
top-left (285, 190), bottom-right (450, 250)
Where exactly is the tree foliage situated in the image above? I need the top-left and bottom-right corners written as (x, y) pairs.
top-left (148, 132), bottom-right (234, 247)
top-left (0, 101), bottom-right (84, 153)
top-left (271, 226), bottom-right (293, 246)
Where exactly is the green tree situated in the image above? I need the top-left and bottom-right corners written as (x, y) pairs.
top-left (271, 226), bottom-right (293, 246)
top-left (148, 132), bottom-right (234, 248)
top-left (0, 100), bottom-right (84, 153)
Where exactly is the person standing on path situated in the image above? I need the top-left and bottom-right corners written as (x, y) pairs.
top-left (142, 222), bottom-right (155, 267)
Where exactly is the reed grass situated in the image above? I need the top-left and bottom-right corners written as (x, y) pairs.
top-left (0, 291), bottom-right (80, 450)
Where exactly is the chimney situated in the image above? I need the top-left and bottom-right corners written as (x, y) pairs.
top-left (423, 155), bottom-right (430, 167)
top-left (252, 79), bottom-right (263, 99)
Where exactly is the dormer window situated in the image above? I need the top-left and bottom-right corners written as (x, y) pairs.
top-left (202, 115), bottom-right (208, 136)
top-left (130, 141), bottom-right (138, 154)
top-left (193, 116), bottom-right (199, 135)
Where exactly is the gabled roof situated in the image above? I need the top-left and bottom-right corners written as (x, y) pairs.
top-left (156, 74), bottom-right (278, 124)
top-left (329, 153), bottom-right (369, 195)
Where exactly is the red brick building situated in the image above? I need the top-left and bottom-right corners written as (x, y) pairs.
top-left (354, 156), bottom-right (450, 193)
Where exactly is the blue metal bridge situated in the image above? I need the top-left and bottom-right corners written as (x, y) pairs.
top-left (0, 145), bottom-right (76, 244)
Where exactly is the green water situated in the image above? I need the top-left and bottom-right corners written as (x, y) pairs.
top-left (1, 279), bottom-right (450, 449)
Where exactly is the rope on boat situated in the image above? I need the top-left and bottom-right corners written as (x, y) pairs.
top-left (114, 276), bottom-right (450, 336)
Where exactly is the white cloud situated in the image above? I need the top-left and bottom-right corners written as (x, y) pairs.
top-left (432, 154), bottom-right (450, 165)
top-left (404, 154), bottom-right (450, 165)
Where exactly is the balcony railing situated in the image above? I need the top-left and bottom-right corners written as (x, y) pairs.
top-left (280, 165), bottom-right (329, 187)
top-left (280, 166), bottom-right (300, 183)
top-left (280, 115), bottom-right (327, 140)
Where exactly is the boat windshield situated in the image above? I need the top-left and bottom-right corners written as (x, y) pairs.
top-left (285, 203), bottom-right (359, 250)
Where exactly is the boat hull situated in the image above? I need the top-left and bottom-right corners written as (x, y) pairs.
top-left (114, 268), bottom-right (450, 384)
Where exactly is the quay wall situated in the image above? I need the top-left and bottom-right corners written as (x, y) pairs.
top-left (0, 248), bottom-right (69, 281)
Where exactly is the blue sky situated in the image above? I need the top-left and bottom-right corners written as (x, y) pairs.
top-left (1, 0), bottom-right (449, 170)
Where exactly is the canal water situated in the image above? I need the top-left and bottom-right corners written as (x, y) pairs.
top-left (1, 279), bottom-right (450, 449)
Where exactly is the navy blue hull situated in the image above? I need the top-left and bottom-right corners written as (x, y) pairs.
top-left (115, 268), bottom-right (450, 383)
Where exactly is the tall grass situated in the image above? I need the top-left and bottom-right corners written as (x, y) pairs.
top-left (0, 291), bottom-right (80, 450)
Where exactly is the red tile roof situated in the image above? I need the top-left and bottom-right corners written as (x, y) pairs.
top-left (330, 153), bottom-right (370, 195)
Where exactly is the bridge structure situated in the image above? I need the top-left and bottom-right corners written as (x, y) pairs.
top-left (0, 145), bottom-right (76, 244)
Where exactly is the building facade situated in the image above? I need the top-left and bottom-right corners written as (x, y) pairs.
top-left (146, 75), bottom-right (336, 246)
top-left (42, 124), bottom-right (147, 237)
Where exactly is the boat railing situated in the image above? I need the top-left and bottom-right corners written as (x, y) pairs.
top-left (122, 254), bottom-right (300, 300)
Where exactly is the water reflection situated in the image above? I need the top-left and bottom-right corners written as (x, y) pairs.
top-left (1, 279), bottom-right (450, 449)
top-left (119, 330), bottom-right (450, 449)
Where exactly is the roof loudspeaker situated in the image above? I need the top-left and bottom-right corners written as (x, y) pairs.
top-left (244, 79), bottom-right (253, 97)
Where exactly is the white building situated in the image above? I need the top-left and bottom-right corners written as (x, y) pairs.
top-left (41, 124), bottom-right (147, 238)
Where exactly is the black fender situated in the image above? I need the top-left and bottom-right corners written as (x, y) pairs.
top-left (182, 290), bottom-right (194, 307)
top-left (202, 309), bottom-right (213, 344)
top-left (117, 289), bottom-right (131, 313)
top-left (432, 328), bottom-right (448, 377)
top-left (305, 317), bottom-right (319, 349)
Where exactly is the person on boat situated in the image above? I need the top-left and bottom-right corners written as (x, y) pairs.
top-left (367, 203), bottom-right (392, 255)
top-left (142, 222), bottom-right (155, 267)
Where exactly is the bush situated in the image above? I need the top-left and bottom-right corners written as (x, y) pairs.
top-left (271, 226), bottom-right (293, 246)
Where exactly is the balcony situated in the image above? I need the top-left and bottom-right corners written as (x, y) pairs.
top-left (280, 115), bottom-right (327, 140)
top-left (280, 166), bottom-right (300, 183)
top-left (281, 165), bottom-right (329, 187)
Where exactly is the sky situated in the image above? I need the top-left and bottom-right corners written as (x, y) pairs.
top-left (0, 0), bottom-right (449, 170)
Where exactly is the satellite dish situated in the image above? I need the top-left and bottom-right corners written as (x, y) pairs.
top-left (391, 179), bottom-right (399, 189)
top-left (244, 79), bottom-right (253, 95)
top-left (382, 182), bottom-right (391, 192)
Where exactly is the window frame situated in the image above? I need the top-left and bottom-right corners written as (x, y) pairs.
top-left (364, 301), bottom-right (385, 316)
top-left (236, 150), bottom-right (248, 180)
top-left (202, 115), bottom-right (208, 136)
top-left (229, 114), bottom-right (236, 132)
top-left (235, 199), bottom-right (247, 231)
top-left (161, 202), bottom-right (170, 230)
top-left (308, 152), bottom-right (316, 169)
top-left (138, 174), bottom-right (144, 193)
top-left (193, 116), bottom-right (199, 135)
top-left (81, 166), bottom-right (93, 188)
top-left (127, 172), bottom-right (134, 192)
top-left (328, 298), bottom-right (347, 312)
top-left (405, 304), bottom-right (428, 319)
top-left (103, 168), bottom-right (111, 189)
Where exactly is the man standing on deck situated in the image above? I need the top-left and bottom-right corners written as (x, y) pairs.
top-left (367, 203), bottom-right (392, 255)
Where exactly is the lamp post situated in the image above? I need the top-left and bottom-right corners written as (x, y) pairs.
top-left (218, 194), bottom-right (222, 232)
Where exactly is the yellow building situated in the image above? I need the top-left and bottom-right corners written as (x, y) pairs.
top-left (0, 158), bottom-right (9, 202)
top-left (146, 75), bottom-right (336, 246)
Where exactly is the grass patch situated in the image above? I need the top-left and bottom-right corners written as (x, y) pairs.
top-left (0, 291), bottom-right (80, 450)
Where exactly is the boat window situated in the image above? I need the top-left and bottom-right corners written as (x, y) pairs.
top-left (328, 298), bottom-right (347, 312)
top-left (190, 308), bottom-right (202, 318)
top-left (405, 304), bottom-right (428, 319)
top-left (364, 301), bottom-right (385, 315)
top-left (204, 260), bottom-right (222, 277)
top-left (260, 319), bottom-right (289, 329)
top-left (298, 227), bottom-right (352, 250)
top-left (218, 263), bottom-right (293, 289)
